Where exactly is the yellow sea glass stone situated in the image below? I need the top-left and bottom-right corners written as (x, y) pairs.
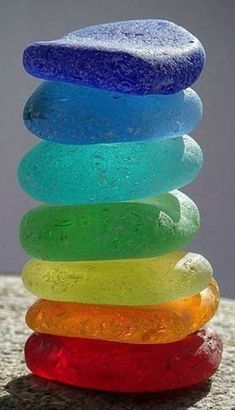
top-left (22, 252), bottom-right (213, 305)
top-left (26, 279), bottom-right (219, 344)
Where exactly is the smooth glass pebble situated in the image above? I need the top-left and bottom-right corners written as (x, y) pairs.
top-left (26, 279), bottom-right (219, 344)
top-left (20, 190), bottom-right (200, 261)
top-left (23, 81), bottom-right (202, 144)
top-left (25, 328), bottom-right (222, 392)
top-left (23, 20), bottom-right (205, 95)
top-left (22, 252), bottom-right (212, 305)
top-left (17, 136), bottom-right (203, 205)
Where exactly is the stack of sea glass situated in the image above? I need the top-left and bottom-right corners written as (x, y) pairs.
top-left (18, 20), bottom-right (222, 393)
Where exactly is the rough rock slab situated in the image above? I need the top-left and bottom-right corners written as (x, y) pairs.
top-left (0, 274), bottom-right (234, 410)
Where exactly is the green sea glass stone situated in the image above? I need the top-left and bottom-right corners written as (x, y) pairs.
top-left (20, 190), bottom-right (200, 261)
top-left (22, 252), bottom-right (213, 305)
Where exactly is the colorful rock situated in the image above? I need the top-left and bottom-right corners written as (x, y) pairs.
top-left (25, 328), bottom-right (222, 392)
top-left (20, 190), bottom-right (200, 261)
top-left (26, 279), bottom-right (219, 344)
top-left (20, 21), bottom-right (222, 393)
top-left (17, 136), bottom-right (203, 205)
top-left (23, 20), bottom-right (205, 95)
top-left (23, 82), bottom-right (202, 144)
top-left (22, 252), bottom-right (212, 305)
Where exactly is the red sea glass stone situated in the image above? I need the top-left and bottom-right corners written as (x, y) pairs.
top-left (25, 328), bottom-right (222, 393)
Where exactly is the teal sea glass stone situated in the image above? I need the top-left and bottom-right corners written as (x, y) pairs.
top-left (17, 136), bottom-right (203, 205)
top-left (23, 81), bottom-right (202, 144)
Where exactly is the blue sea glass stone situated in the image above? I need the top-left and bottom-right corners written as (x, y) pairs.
top-left (17, 136), bottom-right (203, 205)
top-left (23, 20), bottom-right (206, 95)
top-left (24, 81), bottom-right (202, 145)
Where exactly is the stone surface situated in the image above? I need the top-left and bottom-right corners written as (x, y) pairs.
top-left (20, 190), bottom-right (200, 261)
top-left (22, 252), bottom-right (212, 305)
top-left (24, 328), bottom-right (222, 393)
top-left (23, 20), bottom-right (205, 95)
top-left (23, 82), bottom-right (202, 144)
top-left (0, 275), bottom-right (234, 409)
top-left (26, 279), bottom-right (219, 344)
top-left (17, 136), bottom-right (203, 205)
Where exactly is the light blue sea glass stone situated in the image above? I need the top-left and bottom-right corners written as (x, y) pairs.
top-left (23, 81), bottom-right (202, 145)
top-left (17, 136), bottom-right (203, 205)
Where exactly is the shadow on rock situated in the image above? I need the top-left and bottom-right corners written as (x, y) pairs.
top-left (2, 374), bottom-right (212, 410)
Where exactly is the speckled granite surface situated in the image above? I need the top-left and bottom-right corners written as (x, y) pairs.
top-left (0, 275), bottom-right (234, 410)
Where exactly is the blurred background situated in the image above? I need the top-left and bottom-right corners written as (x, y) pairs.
top-left (0, 0), bottom-right (234, 297)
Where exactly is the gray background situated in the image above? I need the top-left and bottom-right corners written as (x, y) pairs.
top-left (0, 0), bottom-right (234, 297)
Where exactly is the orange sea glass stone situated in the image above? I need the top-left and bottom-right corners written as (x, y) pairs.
top-left (26, 279), bottom-right (219, 344)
